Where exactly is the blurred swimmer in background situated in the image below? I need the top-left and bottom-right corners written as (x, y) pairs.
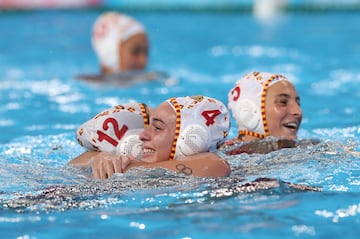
top-left (92, 11), bottom-right (148, 74)
top-left (77, 11), bottom-right (170, 85)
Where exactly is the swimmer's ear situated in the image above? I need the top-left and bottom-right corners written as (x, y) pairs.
top-left (116, 129), bottom-right (143, 160)
top-left (236, 99), bottom-right (261, 131)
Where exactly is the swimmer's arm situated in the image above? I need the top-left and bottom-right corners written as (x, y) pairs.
top-left (69, 151), bottom-right (100, 166)
top-left (127, 152), bottom-right (230, 178)
top-left (69, 152), bottom-right (230, 178)
top-left (225, 139), bottom-right (298, 155)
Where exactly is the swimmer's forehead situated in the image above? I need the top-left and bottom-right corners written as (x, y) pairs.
top-left (149, 102), bottom-right (176, 125)
top-left (268, 81), bottom-right (299, 98)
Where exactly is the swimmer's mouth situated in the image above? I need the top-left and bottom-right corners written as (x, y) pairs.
top-left (143, 148), bottom-right (155, 154)
top-left (283, 122), bottom-right (299, 130)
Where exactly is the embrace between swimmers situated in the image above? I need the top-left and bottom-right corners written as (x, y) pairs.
top-left (71, 71), bottom-right (310, 179)
top-left (71, 95), bottom-right (231, 179)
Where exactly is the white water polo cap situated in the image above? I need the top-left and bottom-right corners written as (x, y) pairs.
top-left (166, 95), bottom-right (230, 160)
top-left (228, 71), bottom-right (289, 139)
top-left (92, 12), bottom-right (146, 72)
top-left (76, 102), bottom-right (149, 160)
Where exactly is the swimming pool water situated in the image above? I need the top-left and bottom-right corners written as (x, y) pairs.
top-left (1, 9), bottom-right (360, 239)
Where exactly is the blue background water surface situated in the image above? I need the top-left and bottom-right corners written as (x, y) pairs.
top-left (0, 8), bottom-right (360, 239)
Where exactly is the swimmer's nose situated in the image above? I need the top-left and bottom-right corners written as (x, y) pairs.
top-left (137, 53), bottom-right (148, 69)
top-left (291, 101), bottom-right (303, 121)
top-left (139, 127), bottom-right (150, 142)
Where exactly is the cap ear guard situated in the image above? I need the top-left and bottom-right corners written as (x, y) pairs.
top-left (236, 99), bottom-right (261, 131)
top-left (168, 95), bottom-right (230, 160)
top-left (76, 102), bottom-right (148, 154)
top-left (115, 129), bottom-right (143, 160)
top-left (175, 124), bottom-right (209, 158)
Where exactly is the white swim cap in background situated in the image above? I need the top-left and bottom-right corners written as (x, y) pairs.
top-left (166, 95), bottom-right (230, 160)
top-left (228, 71), bottom-right (289, 139)
top-left (91, 11), bottom-right (146, 73)
top-left (76, 102), bottom-right (149, 159)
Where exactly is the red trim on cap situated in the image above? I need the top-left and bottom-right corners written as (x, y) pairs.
top-left (168, 98), bottom-right (181, 161)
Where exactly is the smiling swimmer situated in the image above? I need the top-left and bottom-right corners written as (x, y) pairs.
top-left (225, 71), bottom-right (318, 154)
top-left (72, 95), bottom-right (231, 179)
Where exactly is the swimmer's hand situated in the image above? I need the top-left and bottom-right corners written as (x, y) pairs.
top-left (90, 152), bottom-right (136, 179)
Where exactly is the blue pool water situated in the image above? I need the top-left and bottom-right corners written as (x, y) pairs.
top-left (1, 9), bottom-right (360, 239)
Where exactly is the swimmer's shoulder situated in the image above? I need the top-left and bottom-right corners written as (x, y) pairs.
top-left (76, 70), bottom-right (175, 86)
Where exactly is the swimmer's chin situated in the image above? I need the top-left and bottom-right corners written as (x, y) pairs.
top-left (281, 133), bottom-right (298, 141)
top-left (280, 126), bottom-right (299, 140)
top-left (140, 153), bottom-right (157, 163)
top-left (273, 129), bottom-right (298, 141)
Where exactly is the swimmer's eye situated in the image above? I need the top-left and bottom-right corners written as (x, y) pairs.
top-left (151, 124), bottom-right (164, 132)
top-left (276, 95), bottom-right (301, 108)
top-left (276, 97), bottom-right (288, 106)
top-left (132, 46), bottom-right (148, 56)
top-left (149, 119), bottom-right (166, 132)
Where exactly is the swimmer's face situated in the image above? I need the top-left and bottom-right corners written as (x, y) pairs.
top-left (119, 33), bottom-right (148, 71)
top-left (139, 102), bottom-right (176, 163)
top-left (265, 81), bottom-right (302, 140)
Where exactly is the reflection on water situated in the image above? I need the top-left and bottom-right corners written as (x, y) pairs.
top-left (1, 10), bottom-right (360, 239)
top-left (0, 131), bottom-right (359, 213)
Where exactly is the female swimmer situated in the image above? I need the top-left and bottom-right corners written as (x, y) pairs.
top-left (92, 11), bottom-right (148, 74)
top-left (76, 11), bottom-right (170, 84)
top-left (225, 71), bottom-right (318, 155)
top-left (71, 95), bottom-right (231, 179)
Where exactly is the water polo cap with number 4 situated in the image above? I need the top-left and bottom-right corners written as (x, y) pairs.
top-left (166, 95), bottom-right (230, 160)
top-left (76, 102), bottom-right (149, 160)
top-left (228, 71), bottom-right (289, 139)
top-left (92, 12), bottom-right (146, 72)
